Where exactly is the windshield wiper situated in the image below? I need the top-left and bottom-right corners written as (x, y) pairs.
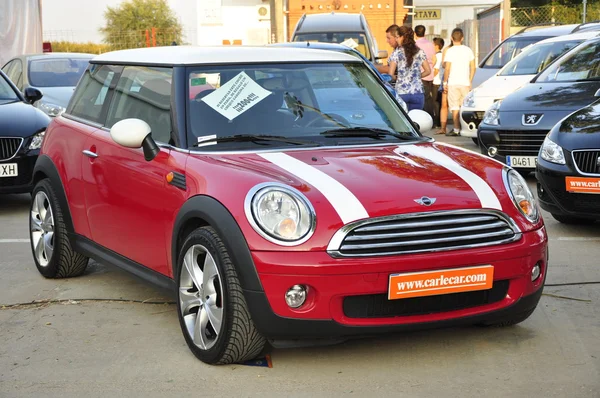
top-left (192, 134), bottom-right (320, 147)
top-left (320, 127), bottom-right (415, 140)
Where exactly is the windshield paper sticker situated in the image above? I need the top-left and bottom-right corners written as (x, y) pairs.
top-left (196, 134), bottom-right (217, 147)
top-left (200, 72), bottom-right (272, 120)
top-left (340, 38), bottom-right (359, 49)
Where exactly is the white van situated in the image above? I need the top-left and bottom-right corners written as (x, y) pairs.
top-left (460, 31), bottom-right (600, 141)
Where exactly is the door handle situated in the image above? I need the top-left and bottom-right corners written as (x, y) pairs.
top-left (82, 150), bottom-right (98, 158)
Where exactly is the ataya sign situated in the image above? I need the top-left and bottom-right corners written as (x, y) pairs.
top-left (414, 9), bottom-right (442, 19)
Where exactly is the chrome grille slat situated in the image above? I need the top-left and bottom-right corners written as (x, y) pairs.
top-left (0, 138), bottom-right (23, 161)
top-left (345, 221), bottom-right (508, 241)
top-left (341, 229), bottom-right (515, 250)
top-left (328, 210), bottom-right (522, 258)
top-left (355, 215), bottom-right (497, 232)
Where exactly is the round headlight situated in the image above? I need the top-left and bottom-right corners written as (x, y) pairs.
top-left (245, 183), bottom-right (315, 245)
top-left (504, 169), bottom-right (539, 223)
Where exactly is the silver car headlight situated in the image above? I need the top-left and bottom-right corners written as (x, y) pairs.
top-left (540, 136), bottom-right (565, 165)
top-left (503, 168), bottom-right (538, 223)
top-left (483, 100), bottom-right (501, 125)
top-left (463, 90), bottom-right (476, 108)
top-left (245, 183), bottom-right (316, 245)
top-left (37, 101), bottom-right (66, 117)
top-left (28, 130), bottom-right (45, 150)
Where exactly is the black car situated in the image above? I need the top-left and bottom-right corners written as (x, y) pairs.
top-left (0, 70), bottom-right (50, 194)
top-left (478, 37), bottom-right (600, 174)
top-left (536, 100), bottom-right (600, 224)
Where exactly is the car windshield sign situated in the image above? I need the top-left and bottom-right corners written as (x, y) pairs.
top-left (536, 40), bottom-right (600, 83)
top-left (187, 62), bottom-right (417, 150)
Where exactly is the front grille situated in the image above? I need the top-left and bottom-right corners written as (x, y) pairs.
top-left (497, 130), bottom-right (547, 156)
top-left (330, 211), bottom-right (521, 257)
top-left (549, 187), bottom-right (600, 214)
top-left (343, 280), bottom-right (509, 318)
top-left (573, 150), bottom-right (600, 175)
top-left (0, 138), bottom-right (23, 161)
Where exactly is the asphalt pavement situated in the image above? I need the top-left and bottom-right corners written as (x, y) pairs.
top-left (1, 132), bottom-right (598, 397)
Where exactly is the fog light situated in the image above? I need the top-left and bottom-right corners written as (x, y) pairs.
top-left (488, 146), bottom-right (498, 157)
top-left (285, 285), bottom-right (307, 308)
top-left (531, 263), bottom-right (541, 282)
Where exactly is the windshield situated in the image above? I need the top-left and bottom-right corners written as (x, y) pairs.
top-left (186, 62), bottom-right (416, 150)
top-left (0, 74), bottom-right (19, 103)
top-left (293, 33), bottom-right (371, 59)
top-left (483, 38), bottom-right (542, 68)
top-left (29, 57), bottom-right (91, 87)
top-left (537, 40), bottom-right (600, 82)
top-left (498, 39), bottom-right (583, 76)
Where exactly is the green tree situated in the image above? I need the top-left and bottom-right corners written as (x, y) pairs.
top-left (100, 0), bottom-right (183, 50)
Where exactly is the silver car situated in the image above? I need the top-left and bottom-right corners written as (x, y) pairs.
top-left (1, 52), bottom-right (94, 116)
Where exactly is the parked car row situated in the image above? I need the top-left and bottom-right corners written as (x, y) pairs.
top-left (470, 27), bottom-right (600, 224)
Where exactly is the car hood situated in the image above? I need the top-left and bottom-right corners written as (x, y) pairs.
top-left (499, 82), bottom-right (600, 112)
top-left (201, 142), bottom-right (513, 221)
top-left (0, 100), bottom-right (50, 138)
top-left (475, 74), bottom-right (533, 102)
top-left (32, 86), bottom-right (76, 108)
top-left (550, 100), bottom-right (600, 151)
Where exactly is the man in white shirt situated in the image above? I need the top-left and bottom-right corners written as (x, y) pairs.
top-left (443, 28), bottom-right (475, 136)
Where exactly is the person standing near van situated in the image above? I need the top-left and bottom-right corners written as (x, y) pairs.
top-left (376, 24), bottom-right (400, 75)
top-left (414, 25), bottom-right (435, 119)
top-left (443, 28), bottom-right (475, 136)
top-left (388, 26), bottom-right (432, 111)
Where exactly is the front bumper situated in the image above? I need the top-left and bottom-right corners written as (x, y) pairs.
top-left (0, 154), bottom-right (37, 194)
top-left (459, 108), bottom-right (486, 138)
top-left (244, 227), bottom-right (548, 339)
top-left (536, 158), bottom-right (600, 219)
top-left (478, 126), bottom-right (547, 170)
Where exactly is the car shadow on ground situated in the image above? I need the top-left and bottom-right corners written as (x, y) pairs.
top-left (0, 193), bottom-right (31, 215)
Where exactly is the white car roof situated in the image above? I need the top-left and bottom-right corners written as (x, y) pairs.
top-left (535, 30), bottom-right (600, 44)
top-left (91, 45), bottom-right (360, 65)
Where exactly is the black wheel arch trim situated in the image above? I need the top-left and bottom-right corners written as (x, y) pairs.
top-left (171, 195), bottom-right (263, 292)
top-left (32, 155), bottom-right (75, 237)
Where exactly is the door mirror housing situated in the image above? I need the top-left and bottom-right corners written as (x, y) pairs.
top-left (377, 50), bottom-right (388, 60)
top-left (408, 109), bottom-right (434, 134)
top-left (24, 87), bottom-right (43, 104)
top-left (110, 118), bottom-right (159, 161)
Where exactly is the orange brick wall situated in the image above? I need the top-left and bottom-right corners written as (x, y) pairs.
top-left (287, 0), bottom-right (407, 60)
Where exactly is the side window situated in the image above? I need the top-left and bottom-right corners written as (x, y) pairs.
top-left (67, 64), bottom-right (119, 124)
top-left (11, 60), bottom-right (23, 91)
top-left (106, 66), bottom-right (173, 144)
top-left (2, 61), bottom-right (15, 78)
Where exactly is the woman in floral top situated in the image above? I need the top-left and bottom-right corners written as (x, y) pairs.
top-left (388, 26), bottom-right (432, 111)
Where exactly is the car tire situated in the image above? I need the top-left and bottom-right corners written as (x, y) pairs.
top-left (551, 213), bottom-right (596, 225)
top-left (176, 226), bottom-right (266, 364)
top-left (30, 179), bottom-right (89, 278)
top-left (478, 307), bottom-right (536, 327)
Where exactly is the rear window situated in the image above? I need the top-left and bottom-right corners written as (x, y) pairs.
top-left (293, 32), bottom-right (371, 60)
top-left (28, 58), bottom-right (90, 87)
top-left (482, 38), bottom-right (544, 68)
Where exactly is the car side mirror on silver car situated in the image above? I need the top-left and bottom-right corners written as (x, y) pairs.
top-left (377, 50), bottom-right (388, 60)
top-left (110, 118), bottom-right (159, 161)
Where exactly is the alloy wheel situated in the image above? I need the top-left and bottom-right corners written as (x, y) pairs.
top-left (30, 191), bottom-right (55, 267)
top-left (179, 244), bottom-right (224, 350)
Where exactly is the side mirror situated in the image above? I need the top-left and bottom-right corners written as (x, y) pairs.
top-left (110, 118), bottom-right (159, 161)
top-left (377, 50), bottom-right (388, 60)
top-left (408, 109), bottom-right (434, 134)
top-left (381, 73), bottom-right (393, 83)
top-left (24, 87), bottom-right (43, 104)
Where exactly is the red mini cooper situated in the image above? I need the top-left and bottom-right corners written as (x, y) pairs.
top-left (29, 46), bottom-right (548, 365)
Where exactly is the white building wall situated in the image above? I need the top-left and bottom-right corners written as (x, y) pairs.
top-left (197, 0), bottom-right (271, 46)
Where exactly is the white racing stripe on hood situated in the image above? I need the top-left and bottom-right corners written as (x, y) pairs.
top-left (259, 152), bottom-right (369, 224)
top-left (401, 144), bottom-right (503, 210)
